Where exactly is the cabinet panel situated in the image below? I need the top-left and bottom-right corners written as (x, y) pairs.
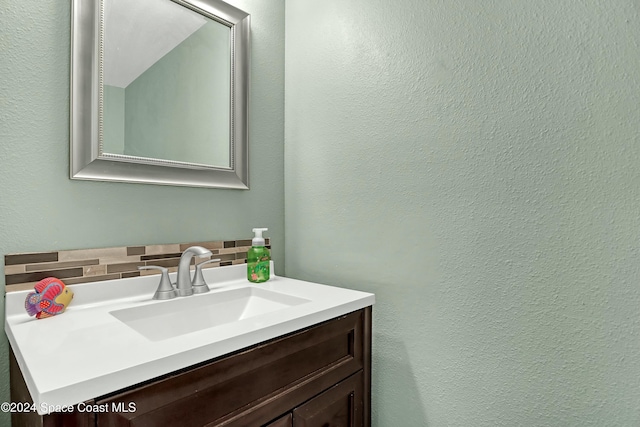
top-left (293, 372), bottom-right (363, 427)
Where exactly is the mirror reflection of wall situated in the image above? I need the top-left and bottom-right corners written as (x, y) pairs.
top-left (102, 0), bottom-right (231, 168)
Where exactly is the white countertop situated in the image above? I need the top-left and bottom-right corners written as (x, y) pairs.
top-left (5, 264), bottom-right (375, 414)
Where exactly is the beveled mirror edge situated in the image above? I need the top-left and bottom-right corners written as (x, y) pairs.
top-left (70, 0), bottom-right (250, 190)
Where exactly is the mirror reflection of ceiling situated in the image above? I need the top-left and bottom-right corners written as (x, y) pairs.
top-left (103, 0), bottom-right (207, 88)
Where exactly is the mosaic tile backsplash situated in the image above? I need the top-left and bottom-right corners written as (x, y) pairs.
top-left (4, 238), bottom-right (270, 292)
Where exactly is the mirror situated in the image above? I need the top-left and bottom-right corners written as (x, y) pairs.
top-left (102, 0), bottom-right (232, 168)
top-left (71, 0), bottom-right (250, 189)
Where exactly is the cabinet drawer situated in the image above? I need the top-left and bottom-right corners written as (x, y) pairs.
top-left (98, 309), bottom-right (368, 427)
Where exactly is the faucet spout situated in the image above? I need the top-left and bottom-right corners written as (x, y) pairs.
top-left (176, 246), bottom-right (212, 296)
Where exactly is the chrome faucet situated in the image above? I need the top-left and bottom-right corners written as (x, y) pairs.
top-left (176, 246), bottom-right (213, 297)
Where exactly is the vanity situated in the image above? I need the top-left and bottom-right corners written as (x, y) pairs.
top-left (6, 262), bottom-right (374, 427)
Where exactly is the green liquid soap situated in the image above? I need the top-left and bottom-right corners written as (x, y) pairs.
top-left (247, 228), bottom-right (270, 283)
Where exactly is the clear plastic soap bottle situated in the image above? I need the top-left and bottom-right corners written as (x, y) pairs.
top-left (247, 228), bottom-right (270, 283)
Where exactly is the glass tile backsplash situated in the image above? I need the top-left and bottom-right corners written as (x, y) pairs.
top-left (4, 238), bottom-right (270, 292)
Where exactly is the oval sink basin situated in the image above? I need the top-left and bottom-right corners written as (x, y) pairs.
top-left (109, 287), bottom-right (311, 342)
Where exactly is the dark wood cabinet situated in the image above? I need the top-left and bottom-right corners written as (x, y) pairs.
top-left (264, 413), bottom-right (292, 427)
top-left (261, 371), bottom-right (363, 427)
top-left (10, 307), bottom-right (372, 427)
top-left (292, 371), bottom-right (363, 427)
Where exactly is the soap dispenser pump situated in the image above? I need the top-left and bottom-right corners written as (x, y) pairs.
top-left (247, 228), bottom-right (270, 283)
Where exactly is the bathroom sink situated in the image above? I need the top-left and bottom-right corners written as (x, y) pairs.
top-left (6, 263), bottom-right (374, 413)
top-left (110, 287), bottom-right (310, 341)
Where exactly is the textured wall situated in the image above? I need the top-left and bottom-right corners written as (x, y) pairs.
top-left (285, 0), bottom-right (640, 425)
top-left (0, 0), bottom-right (284, 423)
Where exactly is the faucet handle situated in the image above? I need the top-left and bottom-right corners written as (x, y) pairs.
top-left (192, 259), bottom-right (221, 294)
top-left (139, 266), bottom-right (177, 300)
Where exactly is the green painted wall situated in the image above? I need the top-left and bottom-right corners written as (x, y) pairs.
top-left (124, 21), bottom-right (231, 167)
top-left (0, 1), bottom-right (284, 425)
top-left (285, 0), bottom-right (640, 426)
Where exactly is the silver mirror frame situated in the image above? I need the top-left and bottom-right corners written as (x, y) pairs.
top-left (71, 0), bottom-right (250, 189)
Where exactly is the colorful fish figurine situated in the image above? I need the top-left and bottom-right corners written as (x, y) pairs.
top-left (24, 277), bottom-right (74, 319)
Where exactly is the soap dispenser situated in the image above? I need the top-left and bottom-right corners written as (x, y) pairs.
top-left (247, 228), bottom-right (270, 283)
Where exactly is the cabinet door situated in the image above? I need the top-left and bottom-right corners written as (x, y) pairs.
top-left (293, 372), bottom-right (363, 427)
top-left (265, 413), bottom-right (293, 427)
